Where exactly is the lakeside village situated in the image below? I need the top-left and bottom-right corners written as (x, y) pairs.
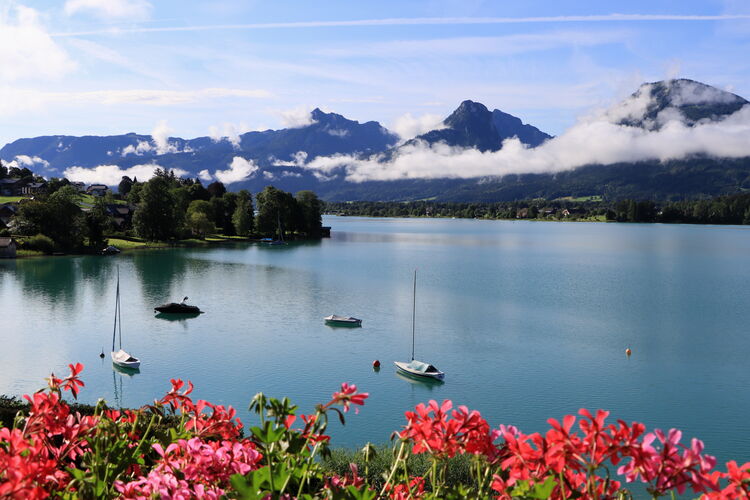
top-left (0, 164), bottom-right (325, 259)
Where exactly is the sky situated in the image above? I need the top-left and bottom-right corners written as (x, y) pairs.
top-left (1, 0), bottom-right (750, 148)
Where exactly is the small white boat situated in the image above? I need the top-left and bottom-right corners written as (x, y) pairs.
top-left (111, 349), bottom-right (140, 369)
top-left (394, 360), bottom-right (445, 380)
top-left (324, 315), bottom-right (362, 326)
top-left (110, 267), bottom-right (140, 369)
top-left (395, 270), bottom-right (444, 381)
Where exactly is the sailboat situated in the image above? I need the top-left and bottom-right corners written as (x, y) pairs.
top-left (394, 270), bottom-right (445, 380)
top-left (111, 267), bottom-right (140, 369)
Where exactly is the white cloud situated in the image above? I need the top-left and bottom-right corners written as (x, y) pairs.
top-left (279, 107), bottom-right (317, 128)
top-left (121, 140), bottom-right (153, 156)
top-left (49, 14), bottom-right (750, 38)
top-left (300, 91), bottom-right (750, 182)
top-left (317, 31), bottom-right (629, 59)
top-left (390, 113), bottom-right (447, 140)
top-left (326, 128), bottom-right (350, 138)
top-left (214, 156), bottom-right (259, 184)
top-left (0, 87), bottom-right (272, 116)
top-left (64, 0), bottom-right (152, 20)
top-left (151, 120), bottom-right (176, 154)
top-left (270, 151), bottom-right (308, 167)
top-left (5, 155), bottom-right (50, 170)
top-left (0, 6), bottom-right (75, 82)
top-left (63, 163), bottom-right (187, 185)
top-left (263, 171), bottom-right (275, 180)
top-left (208, 122), bottom-right (249, 149)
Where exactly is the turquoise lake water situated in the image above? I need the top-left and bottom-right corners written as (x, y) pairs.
top-left (1, 216), bottom-right (749, 467)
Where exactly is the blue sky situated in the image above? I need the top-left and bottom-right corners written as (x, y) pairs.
top-left (1, 0), bottom-right (749, 146)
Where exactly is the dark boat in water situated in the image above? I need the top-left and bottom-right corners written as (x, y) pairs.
top-left (154, 297), bottom-right (203, 314)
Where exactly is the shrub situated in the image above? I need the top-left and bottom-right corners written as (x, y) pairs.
top-left (24, 233), bottom-right (55, 254)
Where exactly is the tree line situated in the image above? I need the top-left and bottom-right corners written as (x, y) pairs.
top-left (324, 192), bottom-right (750, 225)
top-left (3, 169), bottom-right (323, 253)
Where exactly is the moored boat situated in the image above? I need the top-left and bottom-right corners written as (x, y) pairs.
top-left (154, 297), bottom-right (203, 314)
top-left (110, 267), bottom-right (141, 369)
top-left (394, 360), bottom-right (445, 380)
top-left (324, 315), bottom-right (362, 326)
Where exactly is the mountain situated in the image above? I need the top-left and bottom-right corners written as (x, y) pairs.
top-left (491, 109), bottom-right (551, 147)
top-left (2, 79), bottom-right (749, 202)
top-left (412, 100), bottom-right (552, 151)
top-left (615, 78), bottom-right (749, 129)
top-left (0, 108), bottom-right (398, 173)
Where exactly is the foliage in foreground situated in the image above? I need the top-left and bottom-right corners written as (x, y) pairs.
top-left (1, 364), bottom-right (749, 499)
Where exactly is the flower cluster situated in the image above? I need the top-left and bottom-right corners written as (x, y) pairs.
top-left (2, 363), bottom-right (749, 499)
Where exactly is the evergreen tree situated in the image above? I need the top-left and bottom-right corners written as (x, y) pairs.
top-left (232, 190), bottom-right (254, 236)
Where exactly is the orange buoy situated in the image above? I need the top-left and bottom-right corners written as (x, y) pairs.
top-left (625, 348), bottom-right (632, 356)
top-left (372, 360), bottom-right (380, 368)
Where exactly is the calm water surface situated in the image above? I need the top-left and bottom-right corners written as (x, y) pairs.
top-left (1, 216), bottom-right (749, 465)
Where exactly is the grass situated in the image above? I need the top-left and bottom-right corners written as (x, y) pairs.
top-left (555, 195), bottom-right (603, 202)
top-left (16, 249), bottom-right (45, 257)
top-left (106, 238), bottom-right (168, 250)
top-left (322, 445), bottom-right (474, 491)
top-left (0, 196), bottom-right (28, 204)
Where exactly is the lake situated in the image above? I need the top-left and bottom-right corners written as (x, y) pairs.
top-left (1, 216), bottom-right (750, 467)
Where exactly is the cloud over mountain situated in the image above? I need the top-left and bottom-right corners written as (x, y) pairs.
top-left (300, 79), bottom-right (750, 182)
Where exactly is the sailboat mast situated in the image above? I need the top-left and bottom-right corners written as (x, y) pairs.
top-left (411, 269), bottom-right (416, 361)
top-left (112, 268), bottom-right (119, 352)
top-left (117, 269), bottom-right (122, 350)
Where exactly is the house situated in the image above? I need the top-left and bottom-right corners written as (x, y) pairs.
top-left (0, 203), bottom-right (17, 227)
top-left (21, 181), bottom-right (47, 195)
top-left (0, 237), bottom-right (17, 258)
top-left (562, 208), bottom-right (583, 217)
top-left (71, 182), bottom-right (86, 192)
top-left (87, 184), bottom-right (109, 197)
top-left (0, 178), bottom-right (22, 196)
top-left (105, 204), bottom-right (135, 229)
top-left (516, 208), bottom-right (529, 219)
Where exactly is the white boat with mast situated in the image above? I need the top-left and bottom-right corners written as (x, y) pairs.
top-left (111, 267), bottom-right (140, 369)
top-left (394, 270), bottom-right (445, 380)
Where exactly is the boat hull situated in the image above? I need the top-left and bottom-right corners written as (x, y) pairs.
top-left (325, 319), bottom-right (362, 327)
top-left (394, 361), bottom-right (445, 380)
top-left (111, 350), bottom-right (140, 369)
top-left (154, 303), bottom-right (202, 314)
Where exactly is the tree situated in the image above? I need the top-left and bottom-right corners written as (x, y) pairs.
top-left (232, 190), bottom-right (254, 236)
top-left (84, 198), bottom-right (111, 250)
top-left (133, 176), bottom-right (178, 241)
top-left (256, 186), bottom-right (297, 237)
top-left (14, 186), bottom-right (84, 251)
top-left (0, 160), bottom-right (7, 179)
top-left (207, 181), bottom-right (226, 198)
top-left (187, 211), bottom-right (214, 238)
top-left (295, 190), bottom-right (322, 237)
top-left (118, 176), bottom-right (133, 197)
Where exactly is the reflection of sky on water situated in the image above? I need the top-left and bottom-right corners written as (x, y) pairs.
top-left (1, 217), bottom-right (750, 465)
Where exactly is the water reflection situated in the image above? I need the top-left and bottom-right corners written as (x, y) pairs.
top-left (394, 371), bottom-right (445, 388)
top-left (154, 312), bottom-right (201, 322)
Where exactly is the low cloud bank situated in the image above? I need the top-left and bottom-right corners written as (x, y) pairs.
top-left (390, 112), bottom-right (448, 140)
top-left (214, 156), bottom-right (259, 184)
top-left (5, 154), bottom-right (50, 170)
top-left (63, 163), bottom-right (187, 185)
top-left (300, 82), bottom-right (750, 182)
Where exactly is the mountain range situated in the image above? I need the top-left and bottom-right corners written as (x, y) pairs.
top-left (2, 78), bottom-right (749, 202)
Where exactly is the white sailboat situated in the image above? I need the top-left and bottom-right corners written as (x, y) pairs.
top-left (394, 270), bottom-right (445, 380)
top-left (111, 268), bottom-right (140, 369)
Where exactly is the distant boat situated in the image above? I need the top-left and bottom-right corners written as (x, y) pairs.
top-left (111, 267), bottom-right (140, 369)
top-left (154, 297), bottom-right (203, 314)
top-left (394, 270), bottom-right (444, 381)
top-left (324, 315), bottom-right (362, 327)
